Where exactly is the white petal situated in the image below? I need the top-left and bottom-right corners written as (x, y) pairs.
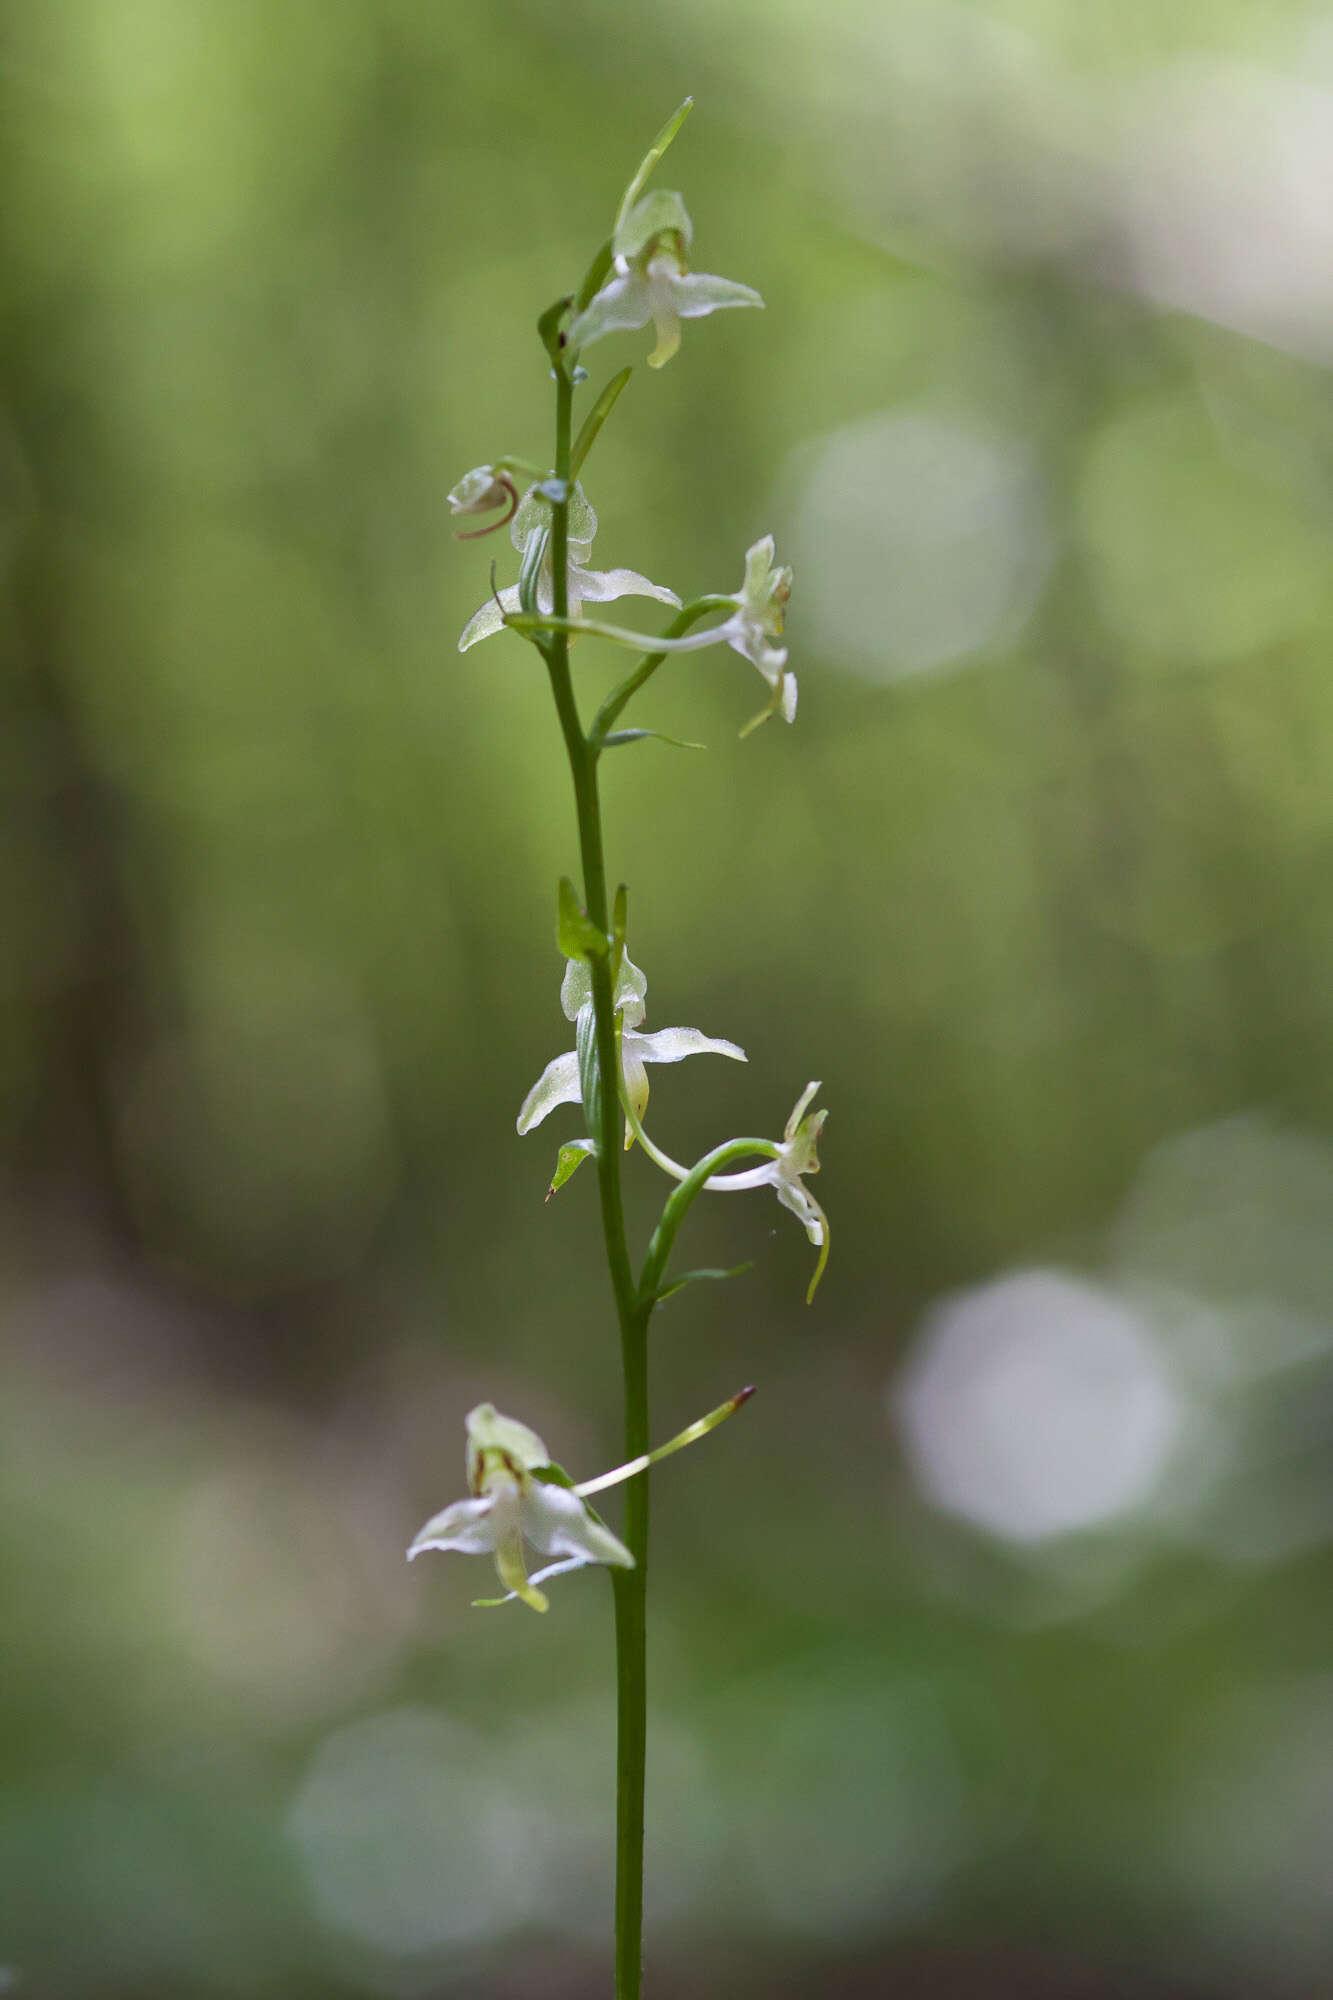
top-left (672, 272), bottom-right (765, 320)
top-left (567, 272), bottom-right (654, 350)
top-left (459, 584), bottom-right (521, 653)
top-left (577, 565), bottom-right (681, 609)
top-left (526, 1553), bottom-right (598, 1589)
top-left (626, 1026), bottom-right (748, 1066)
top-left (516, 1050), bottom-right (582, 1133)
top-left (407, 1495), bottom-right (494, 1560)
top-left (525, 1479), bottom-right (634, 1568)
top-left (727, 624), bottom-right (788, 682)
top-left (561, 954), bottom-right (648, 1028)
top-left (774, 1174), bottom-right (825, 1245)
top-left (781, 672), bottom-right (798, 723)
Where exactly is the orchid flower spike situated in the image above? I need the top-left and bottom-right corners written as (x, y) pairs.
top-left (408, 1389), bottom-right (754, 1612)
top-left (459, 480), bottom-right (679, 652)
top-left (517, 949), bottom-right (746, 1141)
top-left (567, 188), bottom-right (763, 370)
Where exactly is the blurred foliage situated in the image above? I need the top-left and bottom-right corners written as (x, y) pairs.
top-left (5, 1), bottom-right (1333, 1995)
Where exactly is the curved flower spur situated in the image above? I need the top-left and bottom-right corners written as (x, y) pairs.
top-left (408, 1390), bottom-right (754, 1612)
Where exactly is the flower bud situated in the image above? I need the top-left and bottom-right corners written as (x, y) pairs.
top-left (448, 465), bottom-right (519, 539)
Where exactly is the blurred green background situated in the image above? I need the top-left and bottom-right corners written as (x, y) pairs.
top-left (5, 2), bottom-right (1333, 1994)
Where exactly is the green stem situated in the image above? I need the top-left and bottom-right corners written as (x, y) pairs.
top-left (639, 1136), bottom-right (785, 1304)
top-left (591, 598), bottom-right (735, 746)
top-left (543, 352), bottom-right (651, 2000)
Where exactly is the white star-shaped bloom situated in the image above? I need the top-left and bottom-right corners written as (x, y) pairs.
top-left (517, 950), bottom-right (746, 1137)
top-left (407, 1403), bottom-right (633, 1613)
top-left (567, 189), bottom-right (763, 370)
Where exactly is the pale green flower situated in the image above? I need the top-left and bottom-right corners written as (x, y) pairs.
top-left (517, 950), bottom-right (746, 1136)
top-left (567, 189), bottom-right (762, 370)
top-left (407, 1402), bottom-right (633, 1613)
top-left (459, 481), bottom-right (679, 652)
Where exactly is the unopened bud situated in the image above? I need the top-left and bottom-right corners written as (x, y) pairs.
top-left (448, 465), bottom-right (519, 539)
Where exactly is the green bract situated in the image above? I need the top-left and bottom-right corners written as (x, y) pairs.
top-left (567, 190), bottom-right (763, 371)
top-left (458, 480), bottom-right (680, 651)
top-left (518, 950), bottom-right (746, 1137)
top-left (407, 1401), bottom-right (634, 1614)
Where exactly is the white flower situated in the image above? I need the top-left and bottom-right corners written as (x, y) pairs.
top-left (708, 1082), bottom-right (829, 1300)
top-left (407, 1386), bottom-right (756, 1612)
top-left (459, 480), bottom-right (679, 652)
top-left (407, 1402), bottom-right (634, 1613)
top-left (720, 536), bottom-right (796, 733)
top-left (567, 189), bottom-right (763, 370)
top-left (517, 950), bottom-right (746, 1136)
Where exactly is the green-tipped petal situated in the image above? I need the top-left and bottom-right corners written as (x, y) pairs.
top-left (622, 1045), bottom-right (650, 1145)
top-left (614, 188), bottom-right (694, 263)
top-left (645, 259), bottom-right (683, 369)
top-left (487, 1479), bottom-right (548, 1612)
top-left (466, 1403), bottom-right (551, 1472)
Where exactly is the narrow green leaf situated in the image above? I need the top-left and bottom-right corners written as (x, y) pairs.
top-left (574, 238), bottom-right (613, 315)
top-left (537, 295), bottom-right (572, 365)
top-left (613, 98), bottom-right (694, 239)
top-left (557, 876), bottom-right (608, 962)
top-left (570, 367), bottom-right (633, 479)
top-left (601, 728), bottom-right (707, 751)
top-left (653, 1262), bottom-right (755, 1306)
top-left (547, 1138), bottom-right (596, 1201)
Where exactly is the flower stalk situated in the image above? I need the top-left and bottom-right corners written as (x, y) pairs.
top-left (418, 104), bottom-right (828, 2000)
